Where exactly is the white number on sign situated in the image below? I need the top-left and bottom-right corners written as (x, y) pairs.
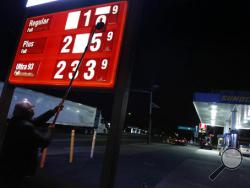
top-left (61, 36), bottom-right (73, 53)
top-left (101, 59), bottom-right (108, 69)
top-left (54, 61), bottom-right (66, 79)
top-left (107, 32), bottom-right (113, 41)
top-left (68, 60), bottom-right (80, 79)
top-left (90, 33), bottom-right (102, 52)
top-left (27, 63), bottom-right (34, 70)
top-left (84, 60), bottom-right (96, 80)
top-left (54, 59), bottom-right (109, 80)
top-left (112, 5), bottom-right (119, 14)
top-left (84, 10), bottom-right (91, 27)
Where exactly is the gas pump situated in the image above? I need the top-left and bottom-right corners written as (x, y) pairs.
top-left (219, 131), bottom-right (237, 156)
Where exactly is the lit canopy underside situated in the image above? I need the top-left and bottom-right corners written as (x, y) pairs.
top-left (193, 92), bottom-right (250, 129)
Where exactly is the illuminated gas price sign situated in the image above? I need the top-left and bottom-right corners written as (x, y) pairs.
top-left (9, 1), bottom-right (128, 88)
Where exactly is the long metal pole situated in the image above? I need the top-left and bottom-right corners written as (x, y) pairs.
top-left (52, 22), bottom-right (104, 126)
top-left (40, 22), bottom-right (104, 168)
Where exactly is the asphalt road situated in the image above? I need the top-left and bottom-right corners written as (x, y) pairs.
top-left (24, 140), bottom-right (250, 188)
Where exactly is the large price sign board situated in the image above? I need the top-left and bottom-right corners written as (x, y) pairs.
top-left (9, 1), bottom-right (128, 88)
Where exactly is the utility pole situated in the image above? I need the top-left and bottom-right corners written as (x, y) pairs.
top-left (131, 85), bottom-right (159, 144)
top-left (148, 90), bottom-right (153, 144)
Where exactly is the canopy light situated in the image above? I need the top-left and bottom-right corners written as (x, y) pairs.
top-left (211, 105), bottom-right (217, 110)
top-left (243, 120), bottom-right (248, 124)
top-left (211, 120), bottom-right (216, 126)
top-left (211, 111), bottom-right (217, 120)
top-left (26, 0), bottom-right (58, 7)
top-left (236, 125), bottom-right (241, 130)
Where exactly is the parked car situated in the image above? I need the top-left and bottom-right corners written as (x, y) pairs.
top-left (239, 145), bottom-right (250, 157)
top-left (168, 136), bottom-right (187, 146)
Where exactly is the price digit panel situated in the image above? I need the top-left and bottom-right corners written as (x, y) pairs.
top-left (8, 1), bottom-right (128, 88)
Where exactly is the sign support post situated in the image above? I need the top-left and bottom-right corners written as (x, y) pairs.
top-left (0, 0), bottom-right (27, 153)
top-left (100, 1), bottom-right (143, 188)
top-left (0, 83), bottom-right (15, 152)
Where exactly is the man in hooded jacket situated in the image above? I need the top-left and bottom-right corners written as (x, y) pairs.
top-left (0, 99), bottom-right (63, 187)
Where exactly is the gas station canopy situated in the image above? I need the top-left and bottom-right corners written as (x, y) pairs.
top-left (193, 91), bottom-right (250, 130)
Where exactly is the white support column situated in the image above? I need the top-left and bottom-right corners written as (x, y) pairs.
top-left (223, 120), bottom-right (230, 134)
top-left (231, 106), bottom-right (237, 130)
top-left (231, 107), bottom-right (238, 148)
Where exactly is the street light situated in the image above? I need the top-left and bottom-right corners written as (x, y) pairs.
top-left (131, 84), bottom-right (160, 144)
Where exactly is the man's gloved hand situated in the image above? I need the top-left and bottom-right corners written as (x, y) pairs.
top-left (53, 104), bottom-right (64, 113)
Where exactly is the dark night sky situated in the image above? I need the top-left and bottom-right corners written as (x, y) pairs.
top-left (1, 0), bottom-right (250, 132)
